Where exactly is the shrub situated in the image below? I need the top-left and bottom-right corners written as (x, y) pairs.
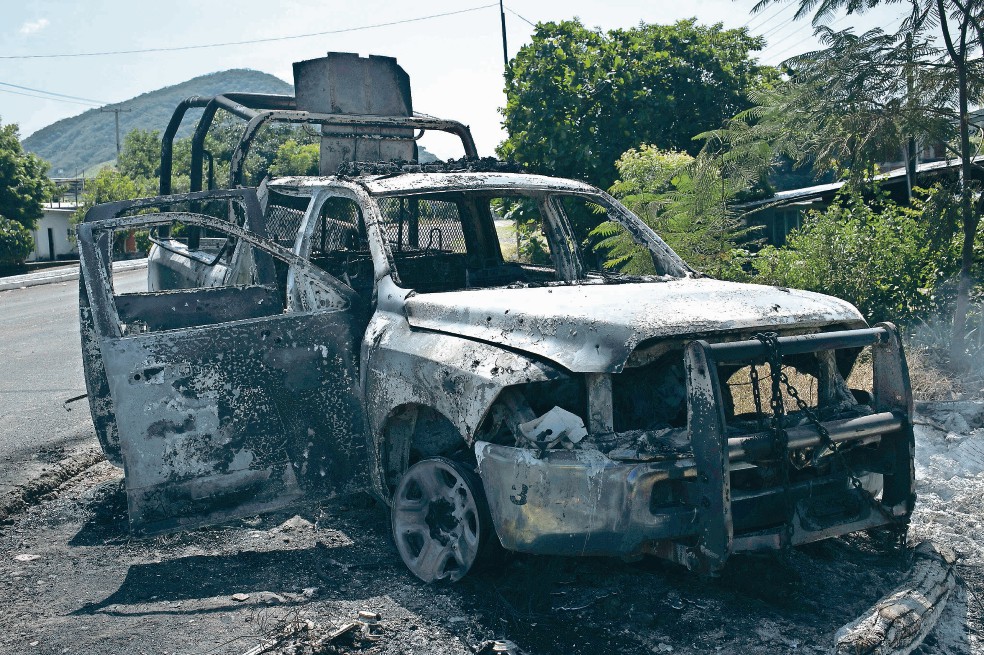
top-left (0, 214), bottom-right (34, 265)
top-left (747, 190), bottom-right (956, 325)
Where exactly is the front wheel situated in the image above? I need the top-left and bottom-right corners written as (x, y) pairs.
top-left (391, 457), bottom-right (494, 582)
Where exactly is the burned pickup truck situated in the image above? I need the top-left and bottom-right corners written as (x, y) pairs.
top-left (78, 53), bottom-right (915, 583)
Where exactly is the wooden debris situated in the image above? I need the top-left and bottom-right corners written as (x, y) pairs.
top-left (239, 638), bottom-right (278, 655)
top-left (310, 620), bottom-right (359, 649)
top-left (238, 610), bottom-right (381, 654)
top-left (833, 541), bottom-right (957, 655)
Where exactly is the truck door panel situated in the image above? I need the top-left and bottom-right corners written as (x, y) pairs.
top-left (78, 192), bottom-right (367, 535)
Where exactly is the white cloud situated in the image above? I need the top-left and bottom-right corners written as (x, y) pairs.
top-left (19, 18), bottom-right (49, 35)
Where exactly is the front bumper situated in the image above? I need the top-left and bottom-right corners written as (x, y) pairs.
top-left (475, 439), bottom-right (906, 566)
top-left (475, 325), bottom-right (916, 573)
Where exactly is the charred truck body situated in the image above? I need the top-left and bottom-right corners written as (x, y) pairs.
top-left (78, 54), bottom-right (915, 582)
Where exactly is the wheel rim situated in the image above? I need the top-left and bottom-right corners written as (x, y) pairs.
top-left (391, 458), bottom-right (484, 582)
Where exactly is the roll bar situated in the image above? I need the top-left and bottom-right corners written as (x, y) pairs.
top-left (159, 95), bottom-right (479, 194)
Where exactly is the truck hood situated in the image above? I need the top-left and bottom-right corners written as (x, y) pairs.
top-left (403, 277), bottom-right (866, 373)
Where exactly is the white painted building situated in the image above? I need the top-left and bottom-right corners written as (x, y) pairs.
top-left (26, 202), bottom-right (78, 262)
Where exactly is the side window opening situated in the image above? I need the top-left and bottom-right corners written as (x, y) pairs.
top-left (264, 191), bottom-right (308, 248)
top-left (308, 196), bottom-right (373, 298)
top-left (491, 197), bottom-right (552, 266)
top-left (378, 197), bottom-right (468, 254)
top-left (480, 196), bottom-right (559, 287)
top-left (378, 192), bottom-right (568, 293)
top-left (378, 196), bottom-right (470, 293)
top-left (108, 197), bottom-right (287, 335)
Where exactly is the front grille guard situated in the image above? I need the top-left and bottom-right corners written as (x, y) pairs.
top-left (683, 323), bottom-right (915, 575)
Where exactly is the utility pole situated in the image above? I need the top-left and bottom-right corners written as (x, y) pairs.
top-left (499, 0), bottom-right (508, 68)
top-left (101, 106), bottom-right (132, 158)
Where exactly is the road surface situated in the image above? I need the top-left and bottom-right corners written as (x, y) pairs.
top-left (0, 269), bottom-right (145, 491)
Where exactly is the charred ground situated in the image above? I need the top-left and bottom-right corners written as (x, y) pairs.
top-left (0, 408), bottom-right (979, 655)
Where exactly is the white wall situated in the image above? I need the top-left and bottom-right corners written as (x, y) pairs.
top-left (27, 205), bottom-right (78, 262)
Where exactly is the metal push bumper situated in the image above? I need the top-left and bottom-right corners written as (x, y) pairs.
top-left (475, 325), bottom-right (915, 573)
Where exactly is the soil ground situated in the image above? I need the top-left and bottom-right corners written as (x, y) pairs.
top-left (0, 403), bottom-right (981, 655)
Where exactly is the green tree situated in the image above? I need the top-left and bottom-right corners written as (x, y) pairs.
top-left (115, 128), bottom-right (195, 194)
top-left (0, 119), bottom-right (56, 231)
top-left (270, 139), bottom-right (320, 177)
top-left (0, 214), bottom-right (34, 266)
top-left (72, 167), bottom-right (155, 225)
top-left (121, 119), bottom-right (322, 196)
top-left (202, 113), bottom-right (319, 186)
top-left (609, 145), bottom-right (758, 275)
top-left (750, 188), bottom-right (957, 325)
top-left (747, 0), bottom-right (984, 361)
top-left (117, 129), bottom-right (162, 181)
top-left (498, 19), bottom-right (776, 188)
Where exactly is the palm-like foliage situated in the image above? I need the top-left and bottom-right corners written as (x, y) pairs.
top-left (745, 0), bottom-right (984, 361)
top-left (703, 21), bottom-right (957, 185)
top-left (607, 146), bottom-right (758, 276)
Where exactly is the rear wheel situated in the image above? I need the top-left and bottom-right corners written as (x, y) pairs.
top-left (391, 457), bottom-right (493, 582)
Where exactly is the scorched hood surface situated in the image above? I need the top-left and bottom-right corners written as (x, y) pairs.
top-left (403, 277), bottom-right (866, 372)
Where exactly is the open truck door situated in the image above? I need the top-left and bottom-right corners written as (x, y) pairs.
top-left (78, 189), bottom-right (369, 535)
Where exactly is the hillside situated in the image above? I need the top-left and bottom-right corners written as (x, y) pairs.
top-left (22, 69), bottom-right (293, 174)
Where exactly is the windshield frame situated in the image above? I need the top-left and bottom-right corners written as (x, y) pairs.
top-left (368, 185), bottom-right (694, 293)
top-left (548, 189), bottom-right (693, 280)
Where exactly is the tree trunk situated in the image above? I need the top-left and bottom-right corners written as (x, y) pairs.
top-left (951, 62), bottom-right (974, 367)
top-left (833, 542), bottom-right (956, 655)
top-left (937, 0), bottom-right (977, 367)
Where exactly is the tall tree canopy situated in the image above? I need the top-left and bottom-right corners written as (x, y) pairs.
top-left (117, 129), bottom-right (164, 182)
top-left (498, 19), bottom-right (776, 188)
top-left (0, 119), bottom-right (55, 231)
top-left (733, 0), bottom-right (984, 361)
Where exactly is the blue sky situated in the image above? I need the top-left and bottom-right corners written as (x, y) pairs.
top-left (0, 0), bottom-right (899, 158)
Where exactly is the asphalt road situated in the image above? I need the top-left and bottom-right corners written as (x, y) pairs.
top-left (0, 269), bottom-right (146, 491)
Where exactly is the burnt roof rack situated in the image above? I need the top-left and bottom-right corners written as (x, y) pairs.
top-left (159, 93), bottom-right (479, 195)
top-left (161, 51), bottom-right (481, 195)
top-left (336, 157), bottom-right (523, 177)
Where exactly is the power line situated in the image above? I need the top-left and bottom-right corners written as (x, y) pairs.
top-left (755, 3), bottom-right (835, 45)
top-left (0, 81), bottom-right (108, 105)
top-left (758, 13), bottom-right (799, 39)
top-left (504, 5), bottom-right (536, 28)
top-left (0, 4), bottom-right (499, 60)
top-left (766, 11), bottom-right (907, 62)
top-left (757, 17), bottom-right (814, 51)
top-left (744, 1), bottom-right (795, 31)
top-left (761, 12), bottom-right (851, 61)
top-left (0, 86), bottom-right (102, 106)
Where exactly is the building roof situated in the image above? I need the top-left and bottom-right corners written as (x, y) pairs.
top-left (739, 155), bottom-right (984, 210)
top-left (42, 202), bottom-right (80, 213)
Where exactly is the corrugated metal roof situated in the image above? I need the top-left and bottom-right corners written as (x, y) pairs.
top-left (739, 155), bottom-right (984, 210)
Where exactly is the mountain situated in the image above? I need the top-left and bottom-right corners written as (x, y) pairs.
top-left (22, 69), bottom-right (293, 175)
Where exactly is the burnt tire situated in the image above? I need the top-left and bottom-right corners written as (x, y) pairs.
top-left (391, 457), bottom-right (495, 583)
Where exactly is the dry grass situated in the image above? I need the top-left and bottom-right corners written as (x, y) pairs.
top-left (494, 219), bottom-right (520, 260)
top-left (726, 364), bottom-right (820, 417)
top-left (724, 339), bottom-right (978, 409)
top-left (725, 350), bottom-right (884, 419)
top-left (906, 307), bottom-right (984, 401)
top-left (905, 344), bottom-right (967, 401)
top-left (845, 349), bottom-right (874, 394)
